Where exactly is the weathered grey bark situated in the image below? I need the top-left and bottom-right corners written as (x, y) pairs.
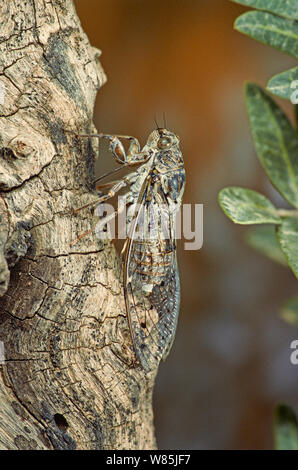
top-left (0, 0), bottom-right (157, 450)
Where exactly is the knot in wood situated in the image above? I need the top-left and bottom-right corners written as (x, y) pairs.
top-left (8, 137), bottom-right (35, 159)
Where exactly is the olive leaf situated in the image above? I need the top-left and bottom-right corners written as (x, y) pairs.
top-left (246, 83), bottom-right (298, 208)
top-left (231, 0), bottom-right (298, 21)
top-left (277, 216), bottom-right (298, 278)
top-left (218, 187), bottom-right (281, 224)
top-left (235, 11), bottom-right (298, 59)
top-left (267, 67), bottom-right (298, 101)
top-left (274, 404), bottom-right (298, 450)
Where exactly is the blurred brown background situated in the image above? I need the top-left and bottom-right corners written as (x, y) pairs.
top-left (75, 0), bottom-right (298, 449)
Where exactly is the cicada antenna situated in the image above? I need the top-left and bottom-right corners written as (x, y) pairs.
top-left (163, 112), bottom-right (167, 129)
top-left (154, 114), bottom-right (163, 136)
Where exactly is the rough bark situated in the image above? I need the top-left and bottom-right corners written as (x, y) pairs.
top-left (0, 0), bottom-right (157, 450)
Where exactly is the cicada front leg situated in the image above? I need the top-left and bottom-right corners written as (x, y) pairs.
top-left (77, 132), bottom-right (147, 165)
top-left (70, 131), bottom-right (149, 246)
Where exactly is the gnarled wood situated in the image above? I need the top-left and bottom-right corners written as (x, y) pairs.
top-left (0, 0), bottom-right (156, 450)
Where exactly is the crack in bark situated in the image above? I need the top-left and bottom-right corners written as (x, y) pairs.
top-left (0, 154), bottom-right (55, 192)
top-left (0, 26), bottom-right (39, 46)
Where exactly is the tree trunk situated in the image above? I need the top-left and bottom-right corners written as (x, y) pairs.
top-left (0, 0), bottom-right (156, 450)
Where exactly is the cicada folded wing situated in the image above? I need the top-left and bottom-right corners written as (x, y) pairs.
top-left (124, 186), bottom-right (181, 371)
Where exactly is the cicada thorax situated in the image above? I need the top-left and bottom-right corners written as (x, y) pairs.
top-left (160, 169), bottom-right (186, 207)
top-left (155, 146), bottom-right (184, 173)
top-left (153, 146), bottom-right (186, 207)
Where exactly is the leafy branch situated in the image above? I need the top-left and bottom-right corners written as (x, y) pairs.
top-left (219, 0), bottom-right (298, 449)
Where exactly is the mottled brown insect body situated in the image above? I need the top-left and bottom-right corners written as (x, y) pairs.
top-left (77, 127), bottom-right (185, 371)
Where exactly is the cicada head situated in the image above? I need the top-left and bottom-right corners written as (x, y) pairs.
top-left (146, 128), bottom-right (180, 152)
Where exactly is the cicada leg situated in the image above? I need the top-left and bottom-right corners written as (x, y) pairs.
top-left (76, 133), bottom-right (146, 165)
top-left (73, 171), bottom-right (138, 214)
top-left (67, 130), bottom-right (149, 247)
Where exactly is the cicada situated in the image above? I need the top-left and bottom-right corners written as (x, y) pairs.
top-left (75, 127), bottom-right (185, 371)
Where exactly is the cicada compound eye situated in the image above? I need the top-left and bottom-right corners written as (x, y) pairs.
top-left (157, 136), bottom-right (172, 150)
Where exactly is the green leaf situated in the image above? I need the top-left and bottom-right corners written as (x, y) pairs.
top-left (281, 295), bottom-right (298, 325)
top-left (218, 187), bottom-right (281, 224)
top-left (244, 225), bottom-right (287, 265)
top-left (246, 83), bottom-right (298, 208)
top-left (231, 0), bottom-right (298, 21)
top-left (274, 404), bottom-right (298, 450)
top-left (235, 11), bottom-right (298, 59)
top-left (267, 67), bottom-right (298, 101)
top-left (277, 216), bottom-right (298, 278)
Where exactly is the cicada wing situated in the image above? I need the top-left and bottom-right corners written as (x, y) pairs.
top-left (124, 184), bottom-right (180, 371)
top-left (152, 260), bottom-right (181, 362)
